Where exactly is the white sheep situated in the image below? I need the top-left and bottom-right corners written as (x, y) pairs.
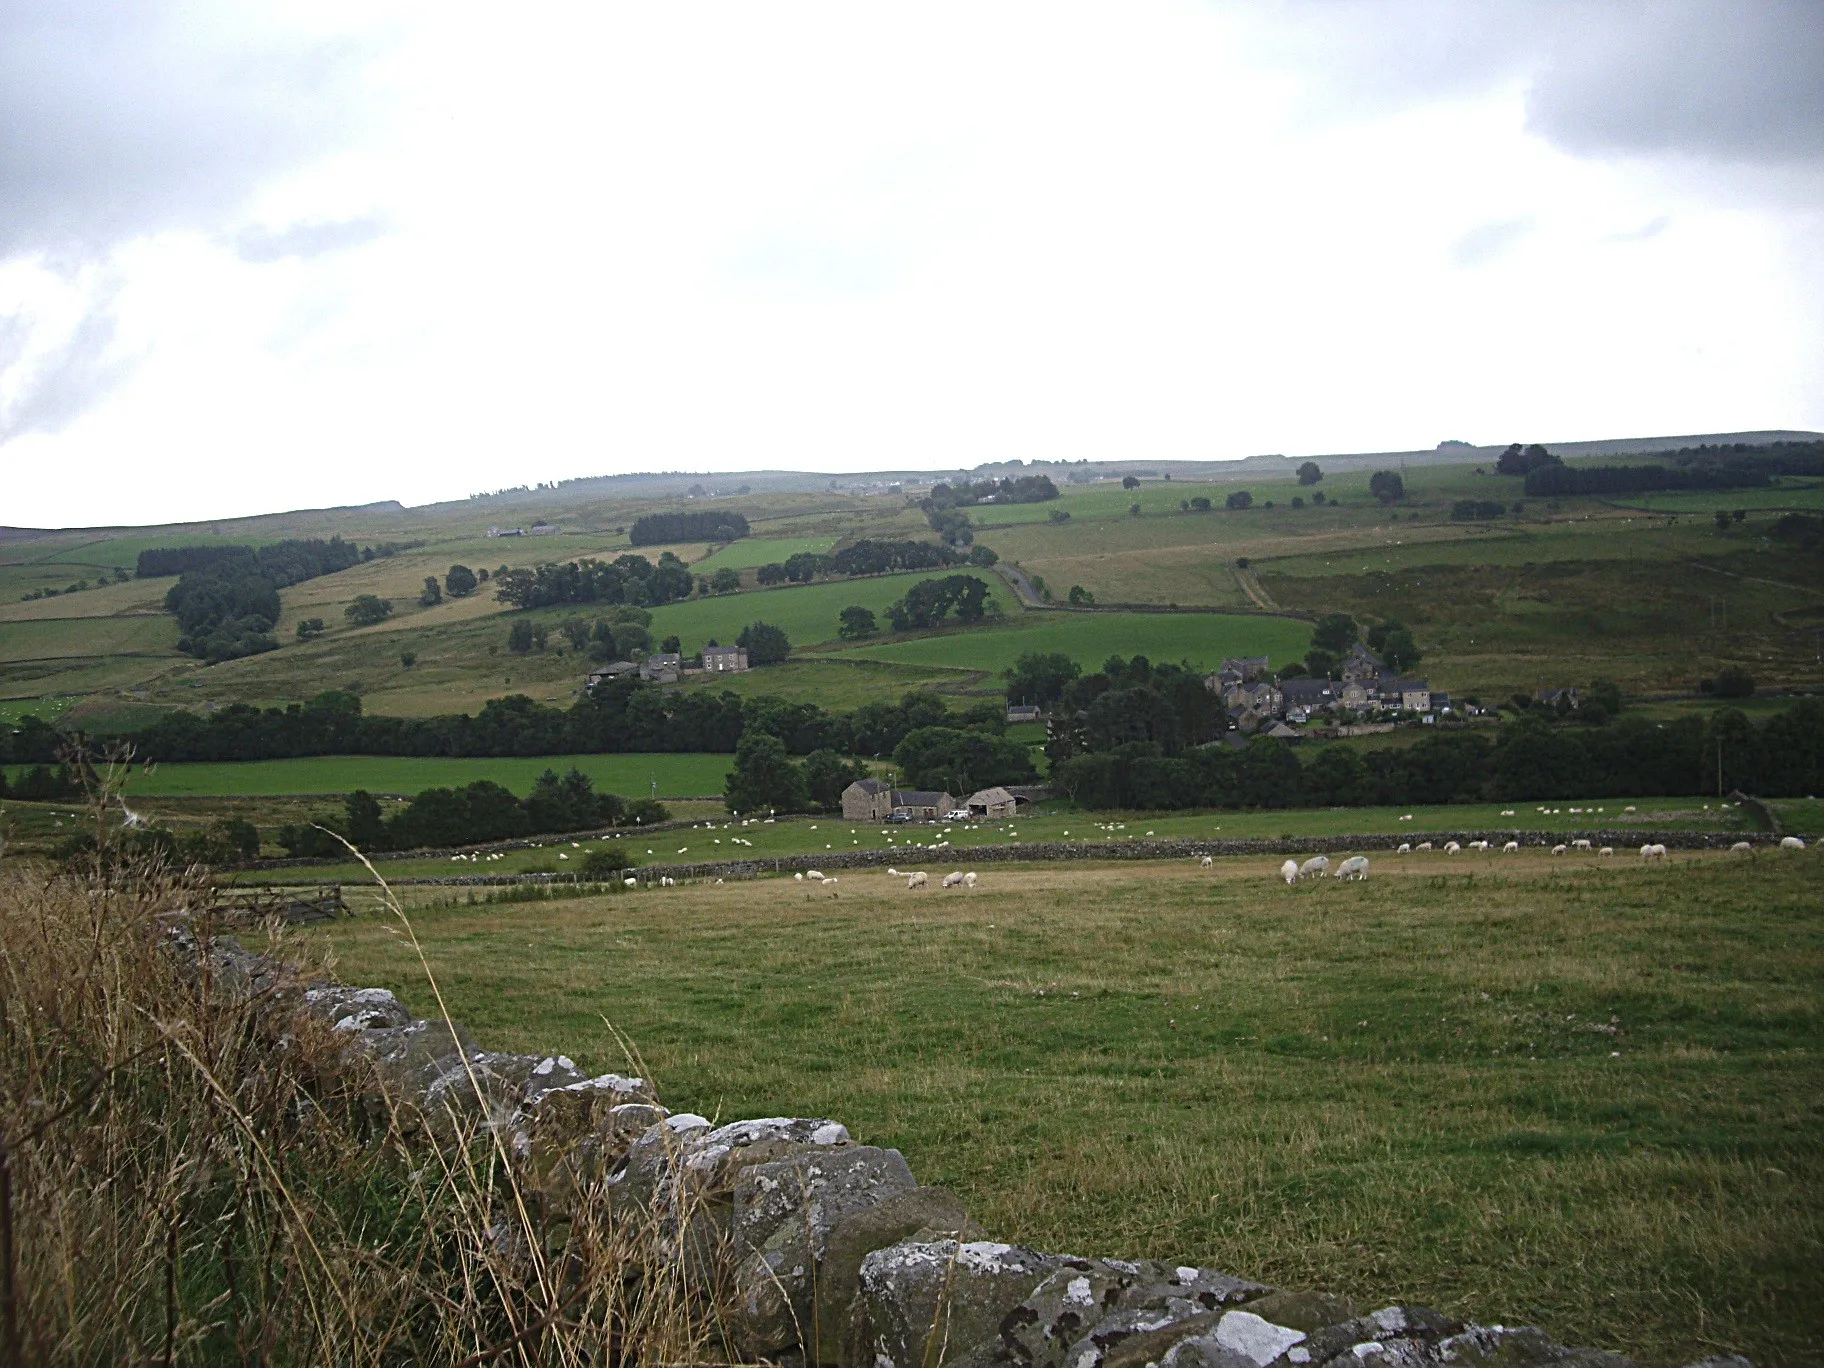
top-left (1572, 839), bottom-right (1591, 851)
top-left (1416, 841), bottom-right (1434, 852)
top-left (807, 870), bottom-right (825, 881)
top-left (1335, 855), bottom-right (1370, 881)
top-left (963, 872), bottom-right (978, 888)
top-left (1780, 836), bottom-right (1807, 850)
top-left (941, 871), bottom-right (965, 888)
top-left (1641, 844), bottom-right (1667, 861)
top-left (1504, 841), bottom-right (1520, 853)
top-left (1730, 841), bottom-right (1753, 854)
top-left (1598, 847), bottom-right (1614, 857)
top-left (660, 875), bottom-right (676, 887)
top-left (1397, 843), bottom-right (1412, 854)
top-left (1280, 859), bottom-right (1299, 885)
top-left (1298, 855), bottom-right (1330, 879)
top-left (1552, 844), bottom-right (1567, 856)
top-left (1200, 855), bottom-right (1213, 868)
top-left (1469, 839), bottom-right (1490, 852)
top-left (794, 872), bottom-right (804, 882)
top-left (887, 867), bottom-right (899, 876)
top-left (907, 871), bottom-right (928, 889)
top-left (623, 877), bottom-right (638, 887)
top-left (1444, 841), bottom-right (1461, 854)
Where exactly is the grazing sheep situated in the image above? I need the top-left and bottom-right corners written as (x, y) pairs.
top-left (1503, 841), bottom-right (1520, 853)
top-left (807, 870), bottom-right (825, 882)
top-left (1572, 839), bottom-right (1591, 850)
top-left (1469, 840), bottom-right (1490, 852)
top-left (1397, 843), bottom-right (1412, 854)
top-left (623, 877), bottom-right (638, 887)
top-left (1501, 810), bottom-right (1516, 817)
top-left (1730, 841), bottom-right (1754, 854)
top-left (1298, 855), bottom-right (1330, 879)
top-left (1640, 844), bottom-right (1667, 861)
top-left (1598, 847), bottom-right (1614, 857)
top-left (1416, 841), bottom-right (1434, 852)
top-left (660, 876), bottom-right (676, 887)
top-left (1552, 844), bottom-right (1567, 856)
top-left (1280, 859), bottom-right (1299, 885)
top-left (1200, 855), bottom-right (1214, 868)
top-left (963, 872), bottom-right (978, 888)
top-left (794, 873), bottom-right (804, 882)
top-left (1780, 836), bottom-right (1807, 850)
top-left (887, 867), bottom-right (899, 876)
top-left (907, 871), bottom-right (928, 889)
top-left (1444, 841), bottom-right (1461, 855)
top-left (941, 871), bottom-right (965, 888)
top-left (1335, 855), bottom-right (1370, 881)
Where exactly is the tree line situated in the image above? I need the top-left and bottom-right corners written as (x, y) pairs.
top-left (1523, 464), bottom-right (1770, 498)
top-left (117, 680), bottom-right (1008, 764)
top-left (492, 554), bottom-right (695, 609)
top-left (753, 538), bottom-right (974, 585)
top-left (276, 767), bottom-right (665, 856)
top-left (152, 538), bottom-right (368, 664)
top-left (628, 511), bottom-right (751, 546)
top-left (1053, 700), bottom-right (1824, 809)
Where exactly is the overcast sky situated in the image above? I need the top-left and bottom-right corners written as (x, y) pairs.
top-left (3, 0), bottom-right (1821, 527)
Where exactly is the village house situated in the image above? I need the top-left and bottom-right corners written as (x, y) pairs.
top-left (639, 652), bottom-right (682, 684)
top-left (702, 644), bottom-right (749, 673)
top-left (1342, 644), bottom-right (1385, 686)
top-left (1279, 678), bottom-right (1338, 720)
top-left (1006, 703), bottom-right (1042, 725)
top-left (893, 789), bottom-right (955, 822)
top-left (1225, 679), bottom-right (1282, 715)
top-left (1381, 677), bottom-right (1432, 711)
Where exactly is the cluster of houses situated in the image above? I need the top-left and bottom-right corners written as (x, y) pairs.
top-left (588, 644), bottom-right (750, 687)
top-left (485, 523), bottom-right (561, 537)
top-left (839, 779), bottom-right (1050, 823)
top-left (1208, 645), bottom-right (1447, 735)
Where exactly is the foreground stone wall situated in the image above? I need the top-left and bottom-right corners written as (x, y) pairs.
top-left (195, 933), bottom-right (1750, 1368)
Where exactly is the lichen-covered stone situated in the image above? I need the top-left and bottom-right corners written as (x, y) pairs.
top-left (730, 1145), bottom-right (919, 1358)
top-left (1285, 1307), bottom-right (1464, 1368)
top-left (1435, 1326), bottom-right (1635, 1368)
top-left (301, 985), bottom-right (412, 1032)
top-left (983, 1260), bottom-right (1271, 1368)
top-left (1244, 1293), bottom-right (1361, 1335)
top-left (851, 1240), bottom-right (1060, 1368)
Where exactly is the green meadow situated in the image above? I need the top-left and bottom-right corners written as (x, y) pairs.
top-left (311, 853), bottom-right (1824, 1368)
top-left (108, 752), bottom-right (738, 798)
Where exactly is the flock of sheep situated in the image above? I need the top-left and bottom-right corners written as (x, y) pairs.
top-left (882, 868), bottom-right (979, 889)
top-left (1259, 834), bottom-right (1809, 884)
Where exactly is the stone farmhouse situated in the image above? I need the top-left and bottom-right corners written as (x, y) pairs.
top-left (639, 652), bottom-right (683, 683)
top-left (840, 779), bottom-right (956, 823)
top-left (702, 644), bottom-right (749, 673)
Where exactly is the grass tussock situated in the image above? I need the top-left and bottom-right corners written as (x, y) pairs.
top-left (0, 848), bottom-right (731, 1366)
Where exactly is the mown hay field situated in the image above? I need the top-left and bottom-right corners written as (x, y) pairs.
top-left (312, 854), bottom-right (1824, 1368)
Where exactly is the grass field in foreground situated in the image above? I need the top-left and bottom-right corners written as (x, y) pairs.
top-left (821, 609), bottom-right (1312, 674)
top-left (229, 796), bottom-right (1763, 883)
top-left (109, 752), bottom-right (738, 798)
top-left (312, 856), bottom-right (1823, 1367)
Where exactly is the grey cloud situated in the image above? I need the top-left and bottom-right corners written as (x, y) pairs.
top-left (1451, 217), bottom-right (1535, 267)
top-left (0, 0), bottom-right (367, 259)
top-left (0, 298), bottom-right (132, 443)
top-left (1264, 0), bottom-right (1824, 167)
top-left (1526, 1), bottom-right (1824, 163)
top-left (234, 216), bottom-right (388, 264)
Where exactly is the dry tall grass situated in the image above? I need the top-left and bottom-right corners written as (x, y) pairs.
top-left (0, 837), bottom-right (730, 1366)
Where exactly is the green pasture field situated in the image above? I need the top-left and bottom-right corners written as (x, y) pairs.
top-left (94, 752), bottom-right (739, 799)
top-left (646, 571), bottom-right (1020, 655)
top-left (665, 658), bottom-right (992, 709)
top-left (1610, 481), bottom-right (1824, 514)
top-left (820, 609), bottom-right (1313, 675)
top-left (230, 796), bottom-right (1754, 884)
top-left (310, 855), bottom-right (1824, 1367)
top-left (692, 536), bottom-right (839, 571)
top-left (0, 696), bottom-right (77, 725)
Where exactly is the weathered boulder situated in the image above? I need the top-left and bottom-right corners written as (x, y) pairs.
top-left (980, 1259), bottom-right (1271, 1368)
top-left (301, 985), bottom-right (413, 1032)
top-left (851, 1240), bottom-right (1061, 1368)
top-left (614, 1115), bottom-right (853, 1214)
top-left (730, 1145), bottom-right (920, 1359)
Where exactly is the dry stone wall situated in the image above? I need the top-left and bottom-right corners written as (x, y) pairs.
top-left (190, 931), bottom-right (1753, 1368)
